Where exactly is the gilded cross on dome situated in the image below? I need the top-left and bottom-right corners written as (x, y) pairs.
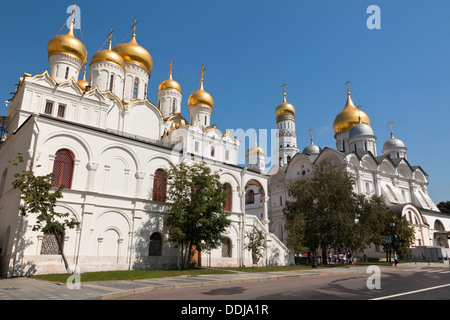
top-left (388, 121), bottom-right (394, 138)
top-left (345, 81), bottom-right (351, 93)
top-left (199, 64), bottom-right (206, 81)
top-left (131, 17), bottom-right (139, 35)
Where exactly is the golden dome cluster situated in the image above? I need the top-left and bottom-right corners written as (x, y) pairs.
top-left (47, 22), bottom-right (87, 63)
top-left (333, 91), bottom-right (370, 134)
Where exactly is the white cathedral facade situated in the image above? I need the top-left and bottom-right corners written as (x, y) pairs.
top-left (0, 13), bottom-right (449, 276)
top-left (268, 89), bottom-right (450, 260)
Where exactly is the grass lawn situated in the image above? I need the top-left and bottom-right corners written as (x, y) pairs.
top-left (31, 268), bottom-right (234, 283)
top-left (31, 261), bottom-right (397, 283)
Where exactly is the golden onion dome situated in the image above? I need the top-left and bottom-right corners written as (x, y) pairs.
top-left (158, 71), bottom-right (181, 93)
top-left (247, 144), bottom-right (265, 157)
top-left (47, 22), bottom-right (87, 63)
top-left (113, 34), bottom-right (153, 74)
top-left (333, 92), bottom-right (370, 134)
top-left (188, 78), bottom-right (213, 109)
top-left (77, 70), bottom-right (89, 91)
top-left (90, 42), bottom-right (125, 69)
top-left (275, 93), bottom-right (295, 117)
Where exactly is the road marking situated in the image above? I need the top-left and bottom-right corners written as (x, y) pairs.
top-left (371, 283), bottom-right (450, 300)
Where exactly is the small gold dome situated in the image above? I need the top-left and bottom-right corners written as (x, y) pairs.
top-left (188, 80), bottom-right (213, 109)
top-left (247, 144), bottom-right (265, 156)
top-left (77, 70), bottom-right (89, 91)
top-left (158, 72), bottom-right (181, 93)
top-left (90, 47), bottom-right (125, 69)
top-left (333, 92), bottom-right (370, 134)
top-left (113, 34), bottom-right (153, 74)
top-left (275, 93), bottom-right (295, 117)
top-left (47, 23), bottom-right (87, 63)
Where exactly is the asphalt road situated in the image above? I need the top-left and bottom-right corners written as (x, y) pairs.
top-left (114, 267), bottom-right (450, 301)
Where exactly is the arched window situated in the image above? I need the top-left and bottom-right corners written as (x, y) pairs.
top-left (149, 232), bottom-right (162, 256)
top-left (133, 78), bottom-right (139, 99)
top-left (245, 190), bottom-right (255, 205)
top-left (109, 74), bottom-right (114, 91)
top-left (222, 238), bottom-right (232, 258)
top-left (41, 231), bottom-right (64, 255)
top-left (224, 183), bottom-right (232, 212)
top-left (52, 149), bottom-right (75, 189)
top-left (152, 169), bottom-right (167, 202)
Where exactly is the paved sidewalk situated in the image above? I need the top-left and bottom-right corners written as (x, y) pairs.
top-left (0, 262), bottom-right (446, 300)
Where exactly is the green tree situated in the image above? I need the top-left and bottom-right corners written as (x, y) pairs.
top-left (165, 161), bottom-right (231, 269)
top-left (245, 225), bottom-right (267, 265)
top-left (284, 160), bottom-right (388, 265)
top-left (10, 153), bottom-right (79, 274)
top-left (378, 211), bottom-right (415, 261)
top-left (437, 201), bottom-right (450, 214)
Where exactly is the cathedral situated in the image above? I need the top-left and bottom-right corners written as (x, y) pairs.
top-left (267, 86), bottom-right (450, 260)
top-left (0, 10), bottom-right (448, 277)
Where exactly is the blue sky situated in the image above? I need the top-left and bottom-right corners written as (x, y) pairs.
top-left (1, 0), bottom-right (449, 204)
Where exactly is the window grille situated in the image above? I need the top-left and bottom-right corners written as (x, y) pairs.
top-left (222, 238), bottom-right (232, 258)
top-left (152, 169), bottom-right (167, 202)
top-left (45, 101), bottom-right (53, 115)
top-left (57, 105), bottom-right (66, 118)
top-left (52, 149), bottom-right (75, 189)
top-left (149, 233), bottom-right (162, 256)
top-left (133, 78), bottom-right (139, 99)
top-left (224, 183), bottom-right (232, 212)
top-left (41, 232), bottom-right (63, 255)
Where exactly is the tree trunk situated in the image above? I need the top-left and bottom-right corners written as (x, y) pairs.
top-left (55, 231), bottom-right (71, 274)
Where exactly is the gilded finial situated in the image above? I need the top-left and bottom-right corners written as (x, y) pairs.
top-left (345, 81), bottom-right (351, 95)
top-left (199, 64), bottom-right (206, 89)
top-left (131, 17), bottom-right (139, 37)
top-left (388, 121), bottom-right (394, 139)
top-left (309, 128), bottom-right (314, 145)
top-left (168, 58), bottom-right (174, 80)
top-left (281, 83), bottom-right (287, 102)
top-left (107, 26), bottom-right (114, 50)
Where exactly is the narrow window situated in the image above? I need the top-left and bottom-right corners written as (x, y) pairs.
top-left (222, 238), bottom-right (232, 258)
top-left (211, 146), bottom-right (215, 158)
top-left (225, 150), bottom-right (230, 161)
top-left (64, 67), bottom-right (69, 80)
top-left (57, 104), bottom-right (66, 118)
top-left (109, 74), bottom-right (114, 91)
top-left (52, 149), bottom-right (75, 189)
top-left (133, 78), bottom-right (139, 99)
top-left (152, 169), bottom-right (167, 202)
top-left (45, 101), bottom-right (54, 115)
top-left (280, 196), bottom-right (283, 206)
top-left (149, 233), bottom-right (162, 256)
top-left (172, 99), bottom-right (176, 113)
top-left (195, 141), bottom-right (199, 152)
top-left (224, 183), bottom-right (232, 212)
